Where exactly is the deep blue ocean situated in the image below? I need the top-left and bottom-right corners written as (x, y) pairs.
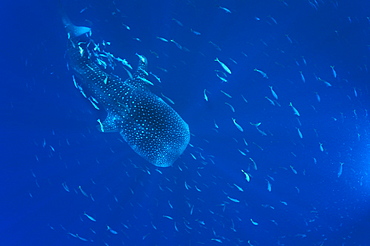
top-left (1, 0), bottom-right (370, 245)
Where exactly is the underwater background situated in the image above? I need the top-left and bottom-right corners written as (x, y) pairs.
top-left (1, 0), bottom-right (370, 245)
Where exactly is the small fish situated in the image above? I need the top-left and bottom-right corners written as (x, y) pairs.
top-left (88, 98), bottom-right (100, 110)
top-left (290, 165), bottom-right (298, 174)
top-left (203, 89), bottom-right (209, 101)
top-left (160, 93), bottom-right (175, 104)
top-left (232, 118), bottom-right (243, 132)
top-left (299, 71), bottom-right (305, 83)
top-left (285, 34), bottom-right (293, 43)
top-left (318, 77), bottom-right (332, 87)
top-left (338, 162), bottom-right (344, 177)
top-left (209, 41), bottom-right (222, 51)
top-left (72, 75), bottom-right (78, 88)
top-left (156, 36), bottom-right (169, 42)
top-left (78, 46), bottom-right (84, 56)
top-left (97, 119), bottom-right (104, 132)
top-left (250, 219), bottom-right (259, 226)
top-left (80, 7), bottom-right (87, 13)
top-left (138, 76), bottom-right (154, 86)
top-left (79, 87), bottom-right (87, 98)
top-left (185, 181), bottom-right (190, 190)
top-left (269, 86), bottom-right (278, 100)
top-left (302, 56), bottom-right (307, 65)
top-left (190, 29), bottom-right (201, 35)
top-left (135, 53), bottom-right (146, 64)
top-left (163, 215), bottom-right (174, 220)
top-left (219, 6), bottom-right (232, 13)
top-left (324, 81), bottom-right (332, 87)
top-left (256, 126), bottom-right (267, 136)
top-left (250, 122), bottom-right (267, 136)
top-left (268, 16), bottom-right (278, 25)
top-left (172, 18), bottom-right (183, 27)
top-left (215, 58), bottom-right (232, 74)
top-left (211, 238), bottom-right (223, 243)
top-left (102, 40), bottom-right (111, 46)
top-left (170, 39), bottom-right (183, 50)
top-left (266, 179), bottom-right (271, 192)
top-left (319, 142), bottom-right (324, 152)
top-left (78, 186), bottom-right (89, 197)
top-left (238, 149), bottom-right (247, 156)
top-left (229, 58), bottom-right (238, 64)
top-left (115, 57), bottom-right (132, 69)
top-left (296, 128), bottom-right (303, 138)
top-left (122, 24), bottom-right (130, 30)
top-left (62, 182), bottom-right (70, 192)
top-left (254, 68), bottom-right (268, 79)
top-left (90, 97), bottom-right (99, 104)
top-left (233, 183), bottom-right (244, 192)
top-left (107, 226), bottom-right (118, 234)
top-left (216, 73), bottom-right (228, 82)
top-left (250, 122), bottom-right (261, 127)
top-left (227, 196), bottom-right (240, 203)
top-left (330, 65), bottom-right (337, 78)
top-left (220, 90), bottom-right (232, 98)
top-left (243, 138), bottom-right (248, 146)
top-left (149, 72), bottom-right (161, 83)
top-left (225, 102), bottom-right (235, 112)
top-left (289, 102), bottom-right (300, 116)
top-left (97, 58), bottom-right (107, 68)
top-left (249, 158), bottom-right (258, 170)
top-left (241, 95), bottom-right (248, 103)
top-left (84, 212), bottom-right (96, 222)
top-left (241, 170), bottom-right (251, 182)
top-left (195, 186), bottom-right (201, 192)
top-left (214, 120), bottom-right (219, 129)
top-left (190, 205), bottom-right (194, 215)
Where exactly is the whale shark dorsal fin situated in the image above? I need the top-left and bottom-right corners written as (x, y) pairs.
top-left (126, 54), bottom-right (154, 90)
top-left (62, 16), bottom-right (91, 37)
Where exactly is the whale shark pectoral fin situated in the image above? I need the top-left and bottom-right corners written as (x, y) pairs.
top-left (96, 112), bottom-right (124, 133)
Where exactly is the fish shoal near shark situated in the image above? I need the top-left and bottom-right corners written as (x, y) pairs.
top-left (63, 17), bottom-right (190, 167)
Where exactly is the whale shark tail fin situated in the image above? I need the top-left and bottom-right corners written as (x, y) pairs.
top-left (62, 15), bottom-right (91, 37)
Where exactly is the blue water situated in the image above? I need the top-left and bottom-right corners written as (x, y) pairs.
top-left (1, 0), bottom-right (370, 245)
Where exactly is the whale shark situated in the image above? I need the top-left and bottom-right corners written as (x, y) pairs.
top-left (63, 18), bottom-right (190, 167)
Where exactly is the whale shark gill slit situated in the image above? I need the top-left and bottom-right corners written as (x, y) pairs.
top-left (64, 20), bottom-right (190, 167)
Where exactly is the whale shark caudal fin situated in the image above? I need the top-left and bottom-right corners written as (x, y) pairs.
top-left (62, 15), bottom-right (91, 37)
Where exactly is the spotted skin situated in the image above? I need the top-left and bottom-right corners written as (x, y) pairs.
top-left (66, 32), bottom-right (190, 167)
